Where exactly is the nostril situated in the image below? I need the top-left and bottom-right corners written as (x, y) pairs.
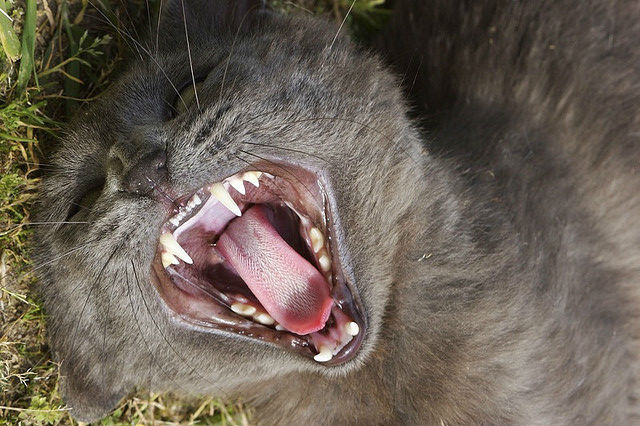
top-left (122, 150), bottom-right (169, 195)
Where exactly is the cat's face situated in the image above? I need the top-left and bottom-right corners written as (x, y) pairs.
top-left (35, 1), bottom-right (423, 421)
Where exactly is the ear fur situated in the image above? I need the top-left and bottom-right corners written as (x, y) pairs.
top-left (58, 361), bottom-right (128, 422)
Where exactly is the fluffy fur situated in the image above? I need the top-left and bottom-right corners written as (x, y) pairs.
top-left (34, 0), bottom-right (639, 424)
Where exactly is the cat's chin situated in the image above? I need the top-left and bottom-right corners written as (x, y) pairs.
top-left (150, 164), bottom-right (366, 366)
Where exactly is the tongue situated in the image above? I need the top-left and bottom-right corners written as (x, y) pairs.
top-left (216, 205), bottom-right (333, 335)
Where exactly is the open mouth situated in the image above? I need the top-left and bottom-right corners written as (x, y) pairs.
top-left (150, 165), bottom-right (366, 365)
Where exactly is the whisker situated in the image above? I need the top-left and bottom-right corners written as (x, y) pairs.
top-left (328, 0), bottom-right (356, 52)
top-left (242, 113), bottom-right (420, 166)
top-left (155, 0), bottom-right (163, 54)
top-left (66, 244), bottom-right (121, 356)
top-left (180, 0), bottom-right (200, 110)
top-left (131, 260), bottom-right (228, 397)
top-left (0, 242), bottom-right (93, 285)
top-left (218, 3), bottom-right (261, 105)
top-left (144, 0), bottom-right (153, 43)
top-left (87, 0), bottom-right (188, 111)
top-left (243, 141), bottom-right (329, 164)
top-left (124, 266), bottom-right (183, 391)
top-left (1, 221), bottom-right (89, 236)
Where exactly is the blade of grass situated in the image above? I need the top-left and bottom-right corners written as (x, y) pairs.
top-left (0, 0), bottom-right (20, 61)
top-left (16, 0), bottom-right (37, 93)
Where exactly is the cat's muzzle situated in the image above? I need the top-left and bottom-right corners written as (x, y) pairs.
top-left (150, 165), bottom-right (365, 365)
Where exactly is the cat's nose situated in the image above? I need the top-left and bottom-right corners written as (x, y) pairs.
top-left (121, 150), bottom-right (169, 195)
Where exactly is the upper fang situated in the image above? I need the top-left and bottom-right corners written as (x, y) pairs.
top-left (210, 182), bottom-right (242, 216)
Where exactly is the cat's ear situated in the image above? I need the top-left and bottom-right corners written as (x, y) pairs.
top-left (58, 360), bottom-right (129, 422)
top-left (156, 0), bottom-right (264, 49)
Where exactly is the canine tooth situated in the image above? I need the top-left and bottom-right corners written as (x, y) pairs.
top-left (242, 171), bottom-right (261, 187)
top-left (231, 303), bottom-right (257, 316)
top-left (319, 254), bottom-right (331, 272)
top-left (210, 182), bottom-right (241, 216)
top-left (228, 176), bottom-right (246, 195)
top-left (314, 346), bottom-right (333, 363)
top-left (345, 322), bottom-right (360, 336)
top-left (309, 227), bottom-right (324, 253)
top-left (169, 217), bottom-right (180, 227)
top-left (161, 252), bottom-right (179, 268)
top-left (254, 312), bottom-right (275, 325)
top-left (159, 233), bottom-right (193, 264)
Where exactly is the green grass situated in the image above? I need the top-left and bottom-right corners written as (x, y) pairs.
top-left (0, 0), bottom-right (388, 424)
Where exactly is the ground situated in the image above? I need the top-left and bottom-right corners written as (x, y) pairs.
top-left (0, 0), bottom-right (388, 424)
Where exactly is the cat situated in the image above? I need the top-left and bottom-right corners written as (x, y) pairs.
top-left (34, 0), bottom-right (640, 424)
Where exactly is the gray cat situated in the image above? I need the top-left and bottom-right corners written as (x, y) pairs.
top-left (34, 0), bottom-right (640, 424)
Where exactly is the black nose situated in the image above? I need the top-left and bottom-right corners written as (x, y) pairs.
top-left (122, 150), bottom-right (168, 195)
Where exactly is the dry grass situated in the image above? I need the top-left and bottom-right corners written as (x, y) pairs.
top-left (0, 0), bottom-right (388, 424)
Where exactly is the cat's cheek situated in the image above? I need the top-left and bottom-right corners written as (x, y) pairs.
top-left (58, 365), bottom-right (128, 422)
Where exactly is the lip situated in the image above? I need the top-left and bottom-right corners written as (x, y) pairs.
top-left (149, 162), bottom-right (367, 365)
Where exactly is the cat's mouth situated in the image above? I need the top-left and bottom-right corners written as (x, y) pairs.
top-left (150, 165), bottom-right (365, 365)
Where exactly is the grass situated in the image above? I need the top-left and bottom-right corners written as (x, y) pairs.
top-left (0, 0), bottom-right (389, 425)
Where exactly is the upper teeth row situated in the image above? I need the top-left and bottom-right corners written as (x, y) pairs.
top-left (169, 193), bottom-right (202, 227)
top-left (168, 171), bottom-right (263, 228)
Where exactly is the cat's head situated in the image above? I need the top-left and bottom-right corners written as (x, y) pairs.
top-left (35, 0), bottom-right (424, 421)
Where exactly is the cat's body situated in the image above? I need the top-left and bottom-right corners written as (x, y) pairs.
top-left (34, 0), bottom-right (639, 424)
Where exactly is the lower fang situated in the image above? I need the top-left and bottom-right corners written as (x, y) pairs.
top-left (254, 312), bottom-right (275, 325)
top-left (231, 303), bottom-right (256, 316)
top-left (345, 322), bottom-right (360, 336)
top-left (161, 252), bottom-right (179, 268)
top-left (314, 346), bottom-right (333, 363)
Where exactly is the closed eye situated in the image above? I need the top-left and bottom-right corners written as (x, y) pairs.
top-left (66, 181), bottom-right (105, 220)
top-left (172, 81), bottom-right (205, 117)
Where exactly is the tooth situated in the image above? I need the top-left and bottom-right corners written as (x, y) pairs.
top-left (169, 217), bottom-right (180, 227)
top-left (159, 233), bottom-right (193, 264)
top-left (210, 182), bottom-right (241, 216)
top-left (345, 322), bottom-right (360, 336)
top-left (242, 171), bottom-right (261, 187)
top-left (231, 303), bottom-right (256, 316)
top-left (319, 254), bottom-right (331, 272)
top-left (161, 251), bottom-right (179, 268)
top-left (253, 312), bottom-right (275, 325)
top-left (275, 324), bottom-right (285, 331)
top-left (313, 346), bottom-right (333, 363)
top-left (228, 176), bottom-right (246, 195)
top-left (192, 194), bottom-right (201, 205)
top-left (309, 228), bottom-right (324, 253)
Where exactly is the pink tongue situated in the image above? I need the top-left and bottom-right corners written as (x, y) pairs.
top-left (216, 205), bottom-right (333, 335)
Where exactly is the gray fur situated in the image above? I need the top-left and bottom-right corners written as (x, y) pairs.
top-left (34, 0), bottom-right (639, 424)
